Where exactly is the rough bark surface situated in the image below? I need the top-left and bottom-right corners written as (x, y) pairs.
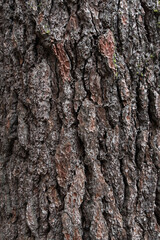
top-left (0, 0), bottom-right (160, 239)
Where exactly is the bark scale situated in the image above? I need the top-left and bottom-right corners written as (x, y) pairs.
top-left (0, 0), bottom-right (160, 239)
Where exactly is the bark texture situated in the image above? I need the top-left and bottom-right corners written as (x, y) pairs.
top-left (0, 0), bottom-right (160, 239)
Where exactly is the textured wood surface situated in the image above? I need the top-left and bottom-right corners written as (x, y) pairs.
top-left (0, 0), bottom-right (160, 239)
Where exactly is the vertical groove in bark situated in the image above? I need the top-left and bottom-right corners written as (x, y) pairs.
top-left (0, 0), bottom-right (160, 239)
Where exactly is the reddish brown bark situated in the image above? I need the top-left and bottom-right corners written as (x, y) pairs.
top-left (0, 0), bottom-right (160, 239)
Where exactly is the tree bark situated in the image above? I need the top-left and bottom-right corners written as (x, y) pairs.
top-left (0, 0), bottom-right (160, 239)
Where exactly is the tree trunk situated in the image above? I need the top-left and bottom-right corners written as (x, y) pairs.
top-left (0, 0), bottom-right (160, 239)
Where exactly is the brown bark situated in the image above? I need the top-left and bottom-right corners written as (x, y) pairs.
top-left (0, 0), bottom-right (160, 239)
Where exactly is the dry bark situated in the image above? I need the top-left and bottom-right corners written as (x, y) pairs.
top-left (0, 0), bottom-right (160, 239)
